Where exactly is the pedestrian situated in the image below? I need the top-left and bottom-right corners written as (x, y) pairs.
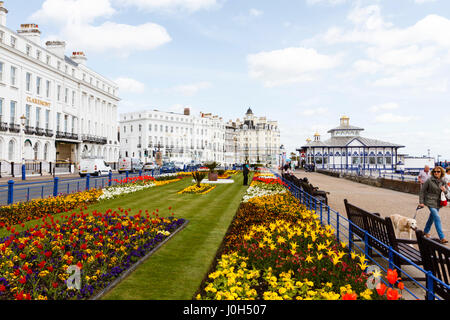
top-left (445, 167), bottom-right (450, 187)
top-left (243, 163), bottom-right (249, 186)
top-left (283, 162), bottom-right (290, 174)
top-left (418, 165), bottom-right (431, 188)
top-left (418, 166), bottom-right (448, 244)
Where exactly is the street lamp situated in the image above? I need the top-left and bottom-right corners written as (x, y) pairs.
top-left (20, 114), bottom-right (27, 180)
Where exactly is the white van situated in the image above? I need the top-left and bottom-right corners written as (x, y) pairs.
top-left (79, 159), bottom-right (112, 177)
top-left (118, 157), bottom-right (144, 174)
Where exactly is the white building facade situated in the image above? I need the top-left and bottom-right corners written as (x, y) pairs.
top-left (119, 108), bottom-right (225, 164)
top-left (120, 107), bottom-right (281, 167)
top-left (0, 2), bottom-right (120, 169)
top-left (227, 108), bottom-right (280, 166)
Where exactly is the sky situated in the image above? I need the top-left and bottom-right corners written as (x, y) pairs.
top-left (4, 0), bottom-right (450, 160)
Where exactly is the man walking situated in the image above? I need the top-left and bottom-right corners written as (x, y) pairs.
top-left (243, 163), bottom-right (249, 186)
top-left (418, 165), bottom-right (431, 188)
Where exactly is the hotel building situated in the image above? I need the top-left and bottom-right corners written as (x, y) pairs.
top-left (120, 107), bottom-right (281, 166)
top-left (119, 108), bottom-right (226, 164)
top-left (0, 2), bottom-right (120, 172)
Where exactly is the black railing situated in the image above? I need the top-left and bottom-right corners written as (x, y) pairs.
top-left (0, 122), bottom-right (8, 131)
top-left (9, 123), bottom-right (20, 133)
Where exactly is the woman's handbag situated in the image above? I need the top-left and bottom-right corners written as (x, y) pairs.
top-left (440, 191), bottom-right (448, 207)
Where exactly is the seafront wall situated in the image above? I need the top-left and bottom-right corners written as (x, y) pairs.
top-left (316, 169), bottom-right (420, 195)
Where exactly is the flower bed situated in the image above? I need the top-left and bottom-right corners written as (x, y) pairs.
top-left (177, 184), bottom-right (216, 195)
top-left (0, 189), bottom-right (102, 227)
top-left (197, 176), bottom-right (403, 300)
top-left (0, 176), bottom-right (184, 228)
top-left (0, 207), bottom-right (186, 300)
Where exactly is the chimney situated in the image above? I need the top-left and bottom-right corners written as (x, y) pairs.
top-left (0, 1), bottom-right (7, 27)
top-left (17, 24), bottom-right (41, 45)
top-left (184, 108), bottom-right (190, 116)
top-left (45, 40), bottom-right (66, 58)
top-left (71, 51), bottom-right (87, 65)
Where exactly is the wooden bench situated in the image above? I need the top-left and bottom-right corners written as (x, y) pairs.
top-left (416, 230), bottom-right (450, 300)
top-left (282, 173), bottom-right (329, 205)
top-left (343, 200), bottom-right (423, 278)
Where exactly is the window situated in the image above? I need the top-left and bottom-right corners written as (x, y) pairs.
top-left (0, 61), bottom-right (3, 82)
top-left (57, 61), bottom-right (61, 70)
top-left (25, 105), bottom-right (31, 126)
top-left (45, 110), bottom-right (50, 130)
top-left (369, 156), bottom-right (376, 165)
top-left (10, 66), bottom-right (17, 86)
top-left (149, 124), bottom-right (152, 131)
top-left (57, 85), bottom-right (61, 101)
top-left (0, 98), bottom-right (3, 122)
top-left (386, 157), bottom-right (392, 165)
top-left (0, 31), bottom-right (4, 43)
top-left (8, 140), bottom-right (14, 161)
top-left (26, 45), bottom-right (31, 56)
top-left (65, 88), bottom-right (68, 103)
top-left (36, 50), bottom-right (41, 61)
top-left (46, 80), bottom-right (51, 98)
top-left (36, 107), bottom-right (41, 128)
top-left (72, 117), bottom-right (75, 133)
top-left (377, 156), bottom-right (384, 165)
top-left (10, 36), bottom-right (16, 48)
top-left (46, 55), bottom-right (51, 65)
top-left (56, 113), bottom-right (61, 132)
top-left (26, 73), bottom-right (32, 91)
top-left (36, 77), bottom-right (42, 95)
top-left (10, 101), bottom-right (16, 124)
top-left (72, 91), bottom-right (75, 105)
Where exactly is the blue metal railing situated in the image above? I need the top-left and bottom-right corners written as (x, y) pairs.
top-left (0, 168), bottom-right (187, 206)
top-left (274, 171), bottom-right (450, 300)
top-left (323, 167), bottom-right (419, 182)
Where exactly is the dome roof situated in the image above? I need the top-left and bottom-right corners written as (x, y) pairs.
top-left (246, 107), bottom-right (254, 115)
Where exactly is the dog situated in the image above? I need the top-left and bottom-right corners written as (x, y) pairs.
top-left (390, 214), bottom-right (417, 240)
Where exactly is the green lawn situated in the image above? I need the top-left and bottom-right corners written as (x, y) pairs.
top-left (0, 174), bottom-right (250, 300)
top-left (100, 174), bottom-right (249, 300)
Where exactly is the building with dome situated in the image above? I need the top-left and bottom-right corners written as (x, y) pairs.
top-left (225, 107), bottom-right (280, 166)
top-left (298, 116), bottom-right (404, 171)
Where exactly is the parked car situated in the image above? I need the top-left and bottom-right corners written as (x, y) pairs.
top-left (174, 161), bottom-right (185, 170)
top-left (143, 162), bottom-right (157, 171)
top-left (160, 162), bottom-right (176, 173)
top-left (118, 157), bottom-right (144, 174)
top-left (79, 159), bottom-right (112, 177)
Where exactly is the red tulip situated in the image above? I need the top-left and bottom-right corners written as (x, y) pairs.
top-left (342, 292), bottom-right (357, 300)
top-left (376, 282), bottom-right (387, 296)
top-left (397, 282), bottom-right (404, 291)
top-left (387, 288), bottom-right (400, 300)
top-left (387, 269), bottom-right (399, 285)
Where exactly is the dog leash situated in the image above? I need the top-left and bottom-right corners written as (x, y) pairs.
top-left (413, 206), bottom-right (423, 220)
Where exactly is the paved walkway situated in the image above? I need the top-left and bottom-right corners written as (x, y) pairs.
top-left (294, 170), bottom-right (449, 240)
top-left (293, 170), bottom-right (450, 300)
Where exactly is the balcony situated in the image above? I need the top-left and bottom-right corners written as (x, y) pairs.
top-left (9, 123), bottom-right (20, 133)
top-left (82, 134), bottom-right (107, 145)
top-left (0, 122), bottom-right (8, 132)
top-left (45, 129), bottom-right (54, 137)
top-left (24, 126), bottom-right (35, 135)
top-left (35, 127), bottom-right (46, 136)
top-left (56, 131), bottom-right (66, 139)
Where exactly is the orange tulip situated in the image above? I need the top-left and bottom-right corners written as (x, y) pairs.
top-left (397, 282), bottom-right (404, 291)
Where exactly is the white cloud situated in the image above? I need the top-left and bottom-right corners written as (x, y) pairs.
top-left (55, 22), bottom-right (171, 55)
top-left (247, 47), bottom-right (341, 87)
top-left (306, 0), bottom-right (348, 5)
top-left (369, 102), bottom-right (399, 113)
top-left (115, 77), bottom-right (146, 93)
top-left (249, 8), bottom-right (263, 17)
top-left (301, 107), bottom-right (329, 116)
top-left (375, 113), bottom-right (415, 123)
top-left (31, 0), bottom-right (116, 25)
top-left (170, 82), bottom-right (212, 96)
top-left (415, 0), bottom-right (437, 3)
top-left (115, 0), bottom-right (221, 12)
top-left (31, 0), bottom-right (172, 56)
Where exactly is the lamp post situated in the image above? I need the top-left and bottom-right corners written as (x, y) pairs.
top-left (20, 114), bottom-right (27, 180)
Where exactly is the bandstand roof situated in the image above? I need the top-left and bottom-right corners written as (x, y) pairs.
top-left (302, 136), bottom-right (404, 149)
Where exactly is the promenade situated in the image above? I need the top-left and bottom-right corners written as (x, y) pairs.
top-left (293, 170), bottom-right (450, 242)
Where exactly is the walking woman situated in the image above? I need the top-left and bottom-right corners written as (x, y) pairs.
top-left (419, 166), bottom-right (449, 244)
